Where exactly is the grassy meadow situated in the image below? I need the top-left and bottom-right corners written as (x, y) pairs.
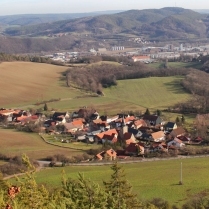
top-left (29, 156), bottom-right (209, 206)
top-left (149, 61), bottom-right (202, 69)
top-left (46, 76), bottom-right (191, 115)
top-left (0, 129), bottom-right (85, 160)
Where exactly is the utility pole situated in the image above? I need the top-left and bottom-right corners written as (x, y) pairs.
top-left (179, 162), bottom-right (183, 185)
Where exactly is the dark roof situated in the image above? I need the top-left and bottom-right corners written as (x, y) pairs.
top-left (128, 128), bottom-right (139, 135)
top-left (143, 115), bottom-right (160, 121)
top-left (125, 142), bottom-right (144, 153)
top-left (100, 115), bottom-right (107, 121)
top-left (166, 122), bottom-right (176, 128)
top-left (52, 112), bottom-right (67, 121)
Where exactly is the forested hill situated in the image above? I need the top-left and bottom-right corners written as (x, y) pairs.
top-left (4, 7), bottom-right (207, 39)
top-left (0, 11), bottom-right (122, 26)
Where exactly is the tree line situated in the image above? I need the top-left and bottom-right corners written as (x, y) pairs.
top-left (66, 61), bottom-right (188, 93)
top-left (0, 53), bottom-right (64, 65)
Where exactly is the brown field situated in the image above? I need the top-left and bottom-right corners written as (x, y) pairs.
top-left (0, 129), bottom-right (84, 160)
top-left (0, 62), bottom-right (85, 107)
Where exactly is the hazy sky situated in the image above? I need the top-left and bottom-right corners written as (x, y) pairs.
top-left (1, 0), bottom-right (209, 15)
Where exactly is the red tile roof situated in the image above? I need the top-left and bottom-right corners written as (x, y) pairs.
top-left (96, 129), bottom-right (118, 139)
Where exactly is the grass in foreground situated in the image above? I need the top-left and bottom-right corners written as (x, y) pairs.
top-left (32, 157), bottom-right (209, 206)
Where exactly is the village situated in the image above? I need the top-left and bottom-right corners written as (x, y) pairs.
top-left (0, 106), bottom-right (205, 163)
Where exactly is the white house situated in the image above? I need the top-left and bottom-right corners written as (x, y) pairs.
top-left (167, 138), bottom-right (185, 148)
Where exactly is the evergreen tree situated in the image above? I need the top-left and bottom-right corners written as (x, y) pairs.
top-left (156, 109), bottom-right (162, 116)
top-left (103, 162), bottom-right (142, 209)
top-left (181, 115), bottom-right (185, 124)
top-left (62, 172), bottom-right (107, 209)
top-left (175, 116), bottom-right (180, 124)
top-left (14, 154), bottom-right (52, 209)
top-left (43, 103), bottom-right (48, 111)
top-left (145, 108), bottom-right (151, 115)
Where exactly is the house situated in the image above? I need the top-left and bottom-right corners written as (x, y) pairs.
top-left (128, 128), bottom-right (143, 139)
top-left (143, 115), bottom-right (162, 126)
top-left (96, 129), bottom-right (118, 144)
top-left (132, 55), bottom-right (151, 63)
top-left (96, 149), bottom-right (117, 161)
top-left (106, 115), bottom-right (119, 124)
top-left (165, 122), bottom-right (177, 132)
top-left (125, 143), bottom-right (145, 156)
top-left (115, 115), bottom-right (135, 127)
top-left (64, 120), bottom-right (84, 133)
top-left (131, 119), bottom-right (147, 129)
top-left (167, 138), bottom-right (185, 148)
top-left (52, 112), bottom-right (69, 123)
top-left (123, 132), bottom-right (137, 145)
top-left (170, 127), bottom-right (186, 138)
top-left (92, 119), bottom-right (110, 130)
top-left (44, 119), bottom-right (57, 127)
top-left (177, 136), bottom-right (191, 144)
top-left (151, 131), bottom-right (165, 142)
top-left (150, 142), bottom-right (168, 152)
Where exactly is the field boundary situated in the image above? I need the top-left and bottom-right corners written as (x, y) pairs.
top-left (39, 133), bottom-right (84, 151)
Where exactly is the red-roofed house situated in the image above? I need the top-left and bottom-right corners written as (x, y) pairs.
top-left (123, 132), bottom-right (137, 145)
top-left (96, 129), bottom-right (118, 144)
top-left (151, 131), bottom-right (165, 142)
top-left (132, 119), bottom-right (147, 129)
top-left (96, 149), bottom-right (117, 161)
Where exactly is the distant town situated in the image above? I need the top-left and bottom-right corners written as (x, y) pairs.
top-left (44, 37), bottom-right (209, 64)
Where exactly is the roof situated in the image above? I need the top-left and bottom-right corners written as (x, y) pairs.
top-left (174, 138), bottom-right (183, 144)
top-left (103, 134), bottom-right (118, 143)
top-left (133, 119), bottom-right (147, 127)
top-left (0, 109), bottom-right (16, 116)
top-left (132, 55), bottom-right (150, 60)
top-left (72, 119), bottom-right (84, 126)
top-left (151, 131), bottom-right (165, 140)
top-left (52, 112), bottom-right (67, 120)
top-left (64, 122), bottom-right (83, 129)
top-left (123, 132), bottom-right (133, 140)
top-left (166, 122), bottom-right (176, 128)
top-left (115, 116), bottom-right (135, 124)
top-left (96, 149), bottom-right (117, 159)
top-left (96, 129), bottom-right (118, 139)
top-left (125, 143), bottom-right (144, 153)
top-left (170, 127), bottom-right (185, 136)
top-left (177, 136), bottom-right (190, 142)
top-left (106, 149), bottom-right (117, 157)
top-left (143, 115), bottom-right (159, 122)
top-left (128, 128), bottom-right (139, 135)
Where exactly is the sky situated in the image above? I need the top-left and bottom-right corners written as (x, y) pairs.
top-left (1, 0), bottom-right (209, 16)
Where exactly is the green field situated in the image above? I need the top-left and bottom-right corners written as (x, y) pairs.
top-left (43, 135), bottom-right (101, 150)
top-left (149, 61), bottom-right (202, 69)
top-left (30, 157), bottom-right (209, 206)
top-left (47, 76), bottom-right (191, 115)
top-left (0, 129), bottom-right (85, 160)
